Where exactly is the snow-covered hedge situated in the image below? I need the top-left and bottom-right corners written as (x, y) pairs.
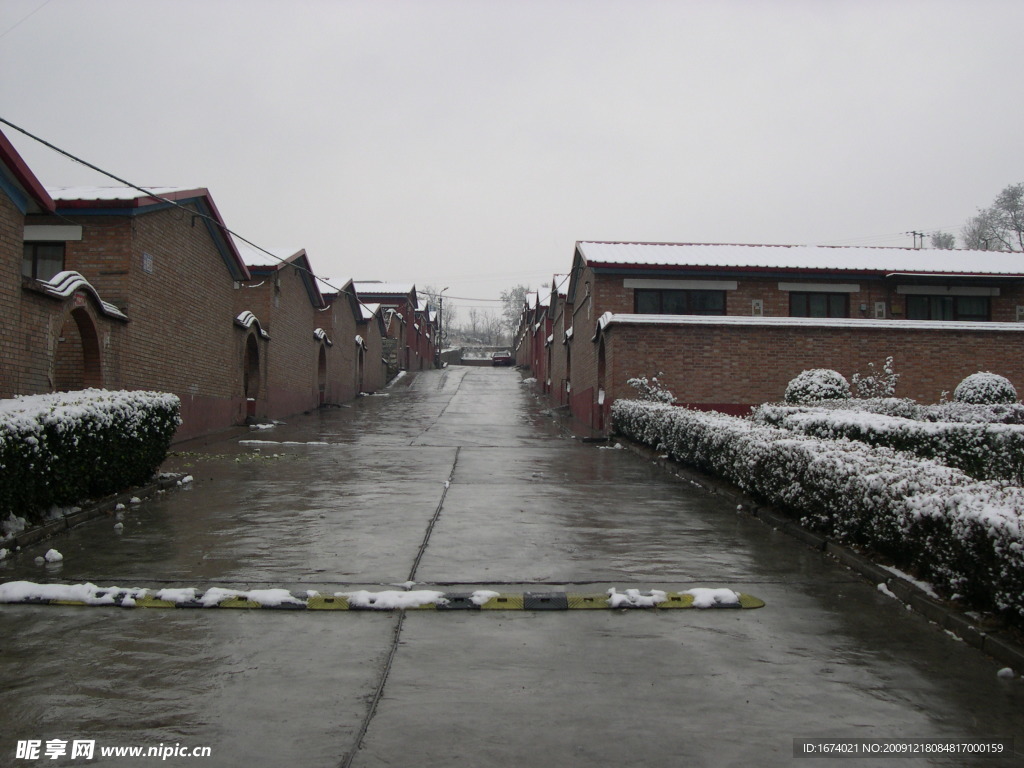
top-left (778, 397), bottom-right (1024, 425)
top-left (753, 405), bottom-right (1024, 484)
top-left (784, 369), bottom-right (851, 403)
top-left (0, 390), bottom-right (181, 525)
top-left (954, 372), bottom-right (1019, 405)
top-left (611, 399), bottom-right (1024, 622)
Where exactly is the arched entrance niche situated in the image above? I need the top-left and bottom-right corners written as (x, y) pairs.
top-left (317, 345), bottom-right (327, 404)
top-left (243, 332), bottom-right (260, 418)
top-left (596, 338), bottom-right (607, 430)
top-left (54, 307), bottom-right (102, 391)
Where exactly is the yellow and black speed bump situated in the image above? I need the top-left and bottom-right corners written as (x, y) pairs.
top-left (0, 585), bottom-right (765, 612)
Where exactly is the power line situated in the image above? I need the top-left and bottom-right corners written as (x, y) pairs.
top-left (0, 115), bottom-right (385, 311)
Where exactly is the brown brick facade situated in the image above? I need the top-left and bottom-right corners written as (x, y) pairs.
top-left (550, 244), bottom-right (1024, 431)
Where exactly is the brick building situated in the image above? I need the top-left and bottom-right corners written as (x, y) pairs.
top-left (20, 186), bottom-right (253, 440)
top-left (559, 241), bottom-right (1024, 430)
top-left (352, 282), bottom-right (436, 372)
top-left (0, 129), bottom-right (59, 399)
top-left (233, 241), bottom-right (337, 419)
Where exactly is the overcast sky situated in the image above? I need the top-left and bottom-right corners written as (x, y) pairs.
top-left (2, 0), bottom-right (1022, 311)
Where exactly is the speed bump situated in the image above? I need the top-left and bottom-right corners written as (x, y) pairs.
top-left (477, 594), bottom-right (525, 610)
top-left (307, 595), bottom-right (350, 611)
top-left (567, 594), bottom-right (608, 610)
top-left (0, 582), bottom-right (764, 612)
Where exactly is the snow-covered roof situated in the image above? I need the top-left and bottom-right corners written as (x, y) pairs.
top-left (232, 238), bottom-right (303, 268)
top-left (353, 281), bottom-right (415, 296)
top-left (359, 302), bottom-right (381, 321)
top-left (577, 242), bottom-right (1024, 277)
top-left (47, 186), bottom-right (199, 202)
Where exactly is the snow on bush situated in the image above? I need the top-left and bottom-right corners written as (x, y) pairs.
top-left (851, 357), bottom-right (900, 399)
top-left (778, 396), bottom-right (1024, 425)
top-left (0, 389), bottom-right (181, 526)
top-left (611, 399), bottom-right (1024, 623)
top-left (954, 372), bottom-right (1019, 405)
top-left (626, 374), bottom-right (676, 404)
top-left (753, 404), bottom-right (1024, 484)
top-left (784, 369), bottom-right (851, 404)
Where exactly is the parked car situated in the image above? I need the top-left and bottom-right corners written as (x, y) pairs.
top-left (491, 351), bottom-right (514, 366)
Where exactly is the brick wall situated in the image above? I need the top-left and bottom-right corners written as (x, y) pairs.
top-left (239, 265), bottom-right (323, 420)
top-left (594, 319), bottom-right (1024, 425)
top-left (0, 192), bottom-right (23, 398)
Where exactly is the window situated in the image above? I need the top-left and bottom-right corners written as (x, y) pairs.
top-left (790, 292), bottom-right (848, 318)
top-left (22, 243), bottom-right (65, 281)
top-left (906, 295), bottom-right (989, 322)
top-left (634, 289), bottom-right (725, 315)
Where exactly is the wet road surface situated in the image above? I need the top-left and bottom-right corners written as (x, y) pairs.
top-left (1, 367), bottom-right (1022, 766)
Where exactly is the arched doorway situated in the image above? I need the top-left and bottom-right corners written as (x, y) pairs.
top-left (243, 333), bottom-right (260, 418)
top-left (596, 338), bottom-right (607, 430)
top-left (54, 308), bottom-right (101, 391)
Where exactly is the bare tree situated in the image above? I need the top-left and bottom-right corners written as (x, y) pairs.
top-left (500, 285), bottom-right (532, 340)
top-left (930, 231), bottom-right (956, 249)
top-left (961, 183), bottom-right (1024, 251)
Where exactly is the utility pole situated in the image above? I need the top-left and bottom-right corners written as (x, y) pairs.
top-left (907, 231), bottom-right (926, 249)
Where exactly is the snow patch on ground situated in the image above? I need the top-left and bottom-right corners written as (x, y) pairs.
top-left (684, 588), bottom-right (740, 607)
top-left (607, 588), bottom-right (666, 608)
top-left (881, 566), bottom-right (939, 599)
top-left (339, 589), bottom-right (446, 609)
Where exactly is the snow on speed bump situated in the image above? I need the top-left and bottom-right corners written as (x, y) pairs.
top-left (0, 581), bottom-right (764, 611)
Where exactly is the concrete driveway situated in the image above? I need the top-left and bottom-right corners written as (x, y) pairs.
top-left (0, 366), bottom-right (1021, 767)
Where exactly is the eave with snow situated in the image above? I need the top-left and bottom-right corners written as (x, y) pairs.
top-left (44, 186), bottom-right (250, 282)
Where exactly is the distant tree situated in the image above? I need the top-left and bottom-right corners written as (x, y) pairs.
top-left (930, 231), bottom-right (956, 250)
top-left (500, 284), bottom-right (532, 340)
top-left (961, 183), bottom-right (1024, 251)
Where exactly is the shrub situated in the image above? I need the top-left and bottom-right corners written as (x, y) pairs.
top-left (752, 404), bottom-right (1024, 484)
top-left (0, 390), bottom-right (181, 526)
top-left (784, 369), bottom-right (850, 404)
top-left (851, 357), bottom-right (900, 398)
top-left (626, 374), bottom-right (676, 404)
top-left (612, 399), bottom-right (1024, 623)
top-left (953, 372), bottom-right (1018, 405)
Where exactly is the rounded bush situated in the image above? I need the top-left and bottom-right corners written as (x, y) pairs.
top-left (953, 372), bottom-right (1018, 405)
top-left (784, 369), bottom-right (851, 404)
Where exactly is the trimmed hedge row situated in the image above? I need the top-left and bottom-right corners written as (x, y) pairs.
top-left (786, 397), bottom-right (1024, 425)
top-left (0, 389), bottom-right (181, 526)
top-left (611, 399), bottom-right (1024, 623)
top-left (753, 404), bottom-right (1024, 484)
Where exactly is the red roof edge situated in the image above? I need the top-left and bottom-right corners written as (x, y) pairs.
top-left (0, 129), bottom-right (55, 213)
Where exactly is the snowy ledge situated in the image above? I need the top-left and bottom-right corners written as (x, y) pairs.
top-left (595, 311), bottom-right (1024, 337)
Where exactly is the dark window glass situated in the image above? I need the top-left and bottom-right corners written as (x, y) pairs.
top-left (690, 291), bottom-right (725, 315)
top-left (633, 289), bottom-right (726, 315)
top-left (907, 295), bottom-right (989, 322)
top-left (22, 243), bottom-right (65, 281)
top-left (789, 292), bottom-right (848, 318)
top-left (635, 290), bottom-right (661, 314)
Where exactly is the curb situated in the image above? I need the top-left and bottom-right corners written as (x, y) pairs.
top-left (2, 474), bottom-right (187, 553)
top-left (611, 434), bottom-right (1024, 675)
